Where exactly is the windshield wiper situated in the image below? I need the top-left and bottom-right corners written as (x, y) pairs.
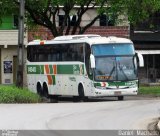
top-left (107, 66), bottom-right (116, 80)
top-left (118, 63), bottom-right (129, 80)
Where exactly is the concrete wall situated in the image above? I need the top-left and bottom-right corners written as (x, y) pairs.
top-left (0, 30), bottom-right (27, 85)
top-left (0, 47), bottom-right (27, 85)
top-left (1, 46), bottom-right (17, 84)
top-left (55, 8), bottom-right (99, 27)
top-left (55, 8), bottom-right (129, 27)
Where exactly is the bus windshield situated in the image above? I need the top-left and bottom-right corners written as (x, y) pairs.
top-left (92, 43), bottom-right (135, 56)
top-left (92, 44), bottom-right (137, 81)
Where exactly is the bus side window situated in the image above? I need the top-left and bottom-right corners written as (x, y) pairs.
top-left (27, 46), bottom-right (31, 61)
top-left (66, 44), bottom-right (72, 61)
top-left (39, 54), bottom-right (46, 61)
top-left (27, 46), bottom-right (36, 62)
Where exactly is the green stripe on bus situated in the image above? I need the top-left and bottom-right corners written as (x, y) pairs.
top-left (57, 65), bottom-right (73, 74)
top-left (108, 82), bottom-right (126, 86)
top-left (94, 80), bottom-right (138, 87)
top-left (108, 81), bottom-right (138, 86)
top-left (94, 83), bottom-right (101, 87)
top-left (27, 64), bottom-right (84, 75)
top-left (40, 65), bottom-right (44, 74)
top-left (52, 75), bottom-right (55, 85)
top-left (49, 65), bottom-right (53, 74)
top-left (57, 64), bottom-right (84, 75)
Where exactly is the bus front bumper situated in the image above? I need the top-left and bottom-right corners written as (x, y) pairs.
top-left (93, 87), bottom-right (138, 97)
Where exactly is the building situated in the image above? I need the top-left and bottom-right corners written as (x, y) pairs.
top-left (0, 15), bottom-right (27, 85)
top-left (130, 11), bottom-right (160, 84)
top-left (28, 8), bottom-right (129, 41)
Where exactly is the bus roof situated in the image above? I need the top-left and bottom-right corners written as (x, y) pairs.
top-left (28, 35), bottom-right (133, 46)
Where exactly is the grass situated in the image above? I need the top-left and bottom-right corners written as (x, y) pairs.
top-left (0, 85), bottom-right (159, 103)
top-left (0, 85), bottom-right (42, 103)
top-left (139, 86), bottom-right (160, 96)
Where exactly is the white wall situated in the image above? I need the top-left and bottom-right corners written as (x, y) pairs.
top-left (1, 47), bottom-right (17, 84)
top-left (0, 30), bottom-right (27, 85)
top-left (0, 47), bottom-right (27, 85)
top-left (55, 8), bottom-right (129, 27)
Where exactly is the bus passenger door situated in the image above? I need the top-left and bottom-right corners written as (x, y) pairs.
top-left (62, 75), bottom-right (74, 95)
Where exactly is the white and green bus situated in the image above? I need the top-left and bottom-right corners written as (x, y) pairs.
top-left (27, 35), bottom-right (144, 101)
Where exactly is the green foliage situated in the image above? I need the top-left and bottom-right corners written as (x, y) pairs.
top-left (0, 0), bottom-right (18, 23)
top-left (139, 86), bottom-right (160, 96)
top-left (1, 0), bottom-right (160, 35)
top-left (119, 0), bottom-right (160, 25)
top-left (0, 0), bottom-right (18, 15)
top-left (0, 85), bottom-right (41, 103)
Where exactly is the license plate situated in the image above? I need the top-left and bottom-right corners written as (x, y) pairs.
top-left (114, 91), bottom-right (121, 95)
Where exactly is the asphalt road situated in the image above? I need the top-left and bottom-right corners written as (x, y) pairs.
top-left (0, 96), bottom-right (160, 131)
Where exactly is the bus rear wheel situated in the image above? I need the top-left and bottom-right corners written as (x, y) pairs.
top-left (37, 83), bottom-right (43, 97)
top-left (118, 96), bottom-right (124, 101)
top-left (43, 83), bottom-right (49, 98)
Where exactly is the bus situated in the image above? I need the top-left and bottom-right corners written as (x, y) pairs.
top-left (27, 34), bottom-right (144, 101)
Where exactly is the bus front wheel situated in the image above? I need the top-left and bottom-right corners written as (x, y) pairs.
top-left (78, 84), bottom-right (88, 102)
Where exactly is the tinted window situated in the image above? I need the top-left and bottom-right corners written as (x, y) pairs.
top-left (59, 15), bottom-right (67, 26)
top-left (100, 15), bottom-right (107, 26)
top-left (92, 44), bottom-right (135, 56)
top-left (70, 15), bottom-right (77, 26)
top-left (13, 15), bottom-right (18, 29)
top-left (27, 43), bottom-right (84, 62)
top-left (99, 14), bottom-right (115, 26)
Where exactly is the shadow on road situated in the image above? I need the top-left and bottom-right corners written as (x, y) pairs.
top-left (47, 96), bottom-right (118, 103)
top-left (43, 95), bottom-right (158, 103)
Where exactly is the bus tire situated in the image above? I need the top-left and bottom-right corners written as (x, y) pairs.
top-left (78, 84), bottom-right (88, 102)
top-left (118, 96), bottom-right (124, 101)
top-left (43, 83), bottom-right (49, 98)
top-left (37, 82), bottom-right (43, 96)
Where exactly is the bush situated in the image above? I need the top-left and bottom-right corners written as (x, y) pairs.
top-left (0, 85), bottom-right (42, 103)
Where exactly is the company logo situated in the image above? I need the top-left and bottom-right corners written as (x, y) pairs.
top-left (115, 84), bottom-right (119, 89)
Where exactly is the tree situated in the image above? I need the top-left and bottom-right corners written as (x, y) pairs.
top-left (0, 0), bottom-right (18, 23)
top-left (113, 0), bottom-right (160, 26)
top-left (21, 0), bottom-right (112, 37)
top-left (1, 0), bottom-right (160, 37)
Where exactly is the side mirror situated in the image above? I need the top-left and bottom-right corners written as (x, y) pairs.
top-left (136, 52), bottom-right (144, 67)
top-left (90, 54), bottom-right (95, 68)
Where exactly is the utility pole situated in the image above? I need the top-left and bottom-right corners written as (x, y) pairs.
top-left (16, 0), bottom-right (25, 87)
